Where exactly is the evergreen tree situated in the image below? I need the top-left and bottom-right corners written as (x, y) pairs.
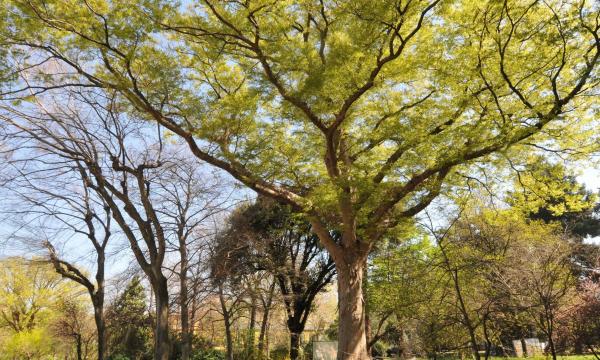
top-left (107, 277), bottom-right (153, 360)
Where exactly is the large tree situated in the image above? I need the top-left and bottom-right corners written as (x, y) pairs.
top-left (2, 1), bottom-right (599, 357)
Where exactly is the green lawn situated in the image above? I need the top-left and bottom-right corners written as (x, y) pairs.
top-left (488, 357), bottom-right (597, 360)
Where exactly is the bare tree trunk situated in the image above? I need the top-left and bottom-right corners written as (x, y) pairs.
top-left (93, 297), bottom-right (106, 360)
top-left (219, 286), bottom-right (234, 360)
top-left (547, 335), bottom-right (557, 360)
top-left (290, 331), bottom-right (301, 360)
top-left (546, 323), bottom-right (557, 360)
top-left (336, 258), bottom-right (369, 360)
top-left (258, 282), bottom-right (275, 358)
top-left (179, 238), bottom-right (191, 360)
top-left (543, 306), bottom-right (557, 360)
top-left (483, 317), bottom-right (492, 360)
top-left (247, 293), bottom-right (257, 357)
top-left (154, 276), bottom-right (171, 360)
top-left (452, 268), bottom-right (480, 360)
top-left (76, 334), bottom-right (83, 360)
top-left (95, 251), bottom-right (106, 360)
top-left (365, 312), bottom-right (372, 355)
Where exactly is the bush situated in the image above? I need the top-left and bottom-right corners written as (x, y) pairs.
top-left (108, 355), bottom-right (130, 360)
top-left (270, 345), bottom-right (290, 360)
top-left (191, 348), bottom-right (226, 360)
top-left (303, 342), bottom-right (314, 360)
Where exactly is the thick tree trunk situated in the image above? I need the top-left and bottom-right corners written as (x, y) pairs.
top-left (94, 252), bottom-right (106, 360)
top-left (154, 276), bottom-right (170, 360)
top-left (224, 317), bottom-right (233, 360)
top-left (93, 298), bottom-right (106, 360)
top-left (290, 331), bottom-right (301, 360)
top-left (336, 258), bottom-right (369, 360)
top-left (287, 314), bottom-right (307, 360)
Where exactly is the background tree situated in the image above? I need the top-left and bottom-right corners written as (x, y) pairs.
top-left (501, 226), bottom-right (575, 360)
top-left (0, 88), bottom-right (235, 360)
top-left (106, 276), bottom-right (154, 360)
top-left (0, 149), bottom-right (114, 360)
top-left (156, 161), bottom-right (230, 360)
top-left (52, 297), bottom-right (96, 360)
top-left (220, 197), bottom-right (337, 360)
top-left (366, 236), bottom-right (439, 357)
top-left (0, 257), bottom-right (86, 359)
top-left (557, 276), bottom-right (600, 357)
top-left (508, 157), bottom-right (600, 275)
top-left (210, 248), bottom-right (249, 360)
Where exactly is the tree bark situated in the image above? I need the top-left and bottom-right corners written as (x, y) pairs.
top-left (76, 334), bottom-right (83, 360)
top-left (94, 251), bottom-right (106, 360)
top-left (336, 258), bottom-right (369, 360)
top-left (290, 331), bottom-right (301, 360)
top-left (93, 296), bottom-right (106, 360)
top-left (179, 237), bottom-right (191, 360)
top-left (258, 282), bottom-right (275, 358)
top-left (219, 286), bottom-right (234, 360)
top-left (247, 293), bottom-right (257, 357)
top-left (452, 268), bottom-right (480, 360)
top-left (154, 275), bottom-right (171, 360)
top-left (546, 324), bottom-right (557, 360)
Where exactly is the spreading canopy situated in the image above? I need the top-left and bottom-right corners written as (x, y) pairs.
top-left (1, 0), bottom-right (599, 250)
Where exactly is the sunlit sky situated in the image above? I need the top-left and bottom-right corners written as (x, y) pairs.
top-left (1, 164), bottom-right (599, 284)
top-left (579, 168), bottom-right (600, 193)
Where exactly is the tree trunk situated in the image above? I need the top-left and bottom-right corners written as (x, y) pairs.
top-left (154, 276), bottom-right (170, 360)
top-left (547, 336), bottom-right (557, 360)
top-left (543, 306), bottom-right (557, 360)
top-left (258, 282), bottom-right (275, 358)
top-left (247, 293), bottom-right (257, 357)
top-left (219, 287), bottom-right (234, 360)
top-left (93, 298), bottom-right (106, 360)
top-left (364, 312), bottom-right (372, 355)
top-left (290, 331), bottom-right (301, 360)
top-left (336, 258), bottom-right (369, 360)
top-left (179, 240), bottom-right (191, 360)
top-left (94, 251), bottom-right (106, 360)
top-left (482, 317), bottom-right (491, 360)
top-left (76, 334), bottom-right (83, 360)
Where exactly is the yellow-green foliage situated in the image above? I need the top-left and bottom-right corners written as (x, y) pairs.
top-left (1, 0), bottom-right (598, 236)
top-left (0, 258), bottom-right (89, 360)
top-left (509, 157), bottom-right (597, 217)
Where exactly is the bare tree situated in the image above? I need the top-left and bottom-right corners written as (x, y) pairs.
top-left (0, 89), bottom-right (226, 360)
top-left (500, 233), bottom-right (575, 360)
top-left (52, 297), bottom-right (96, 360)
top-left (156, 162), bottom-right (232, 360)
top-left (2, 110), bottom-right (114, 360)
